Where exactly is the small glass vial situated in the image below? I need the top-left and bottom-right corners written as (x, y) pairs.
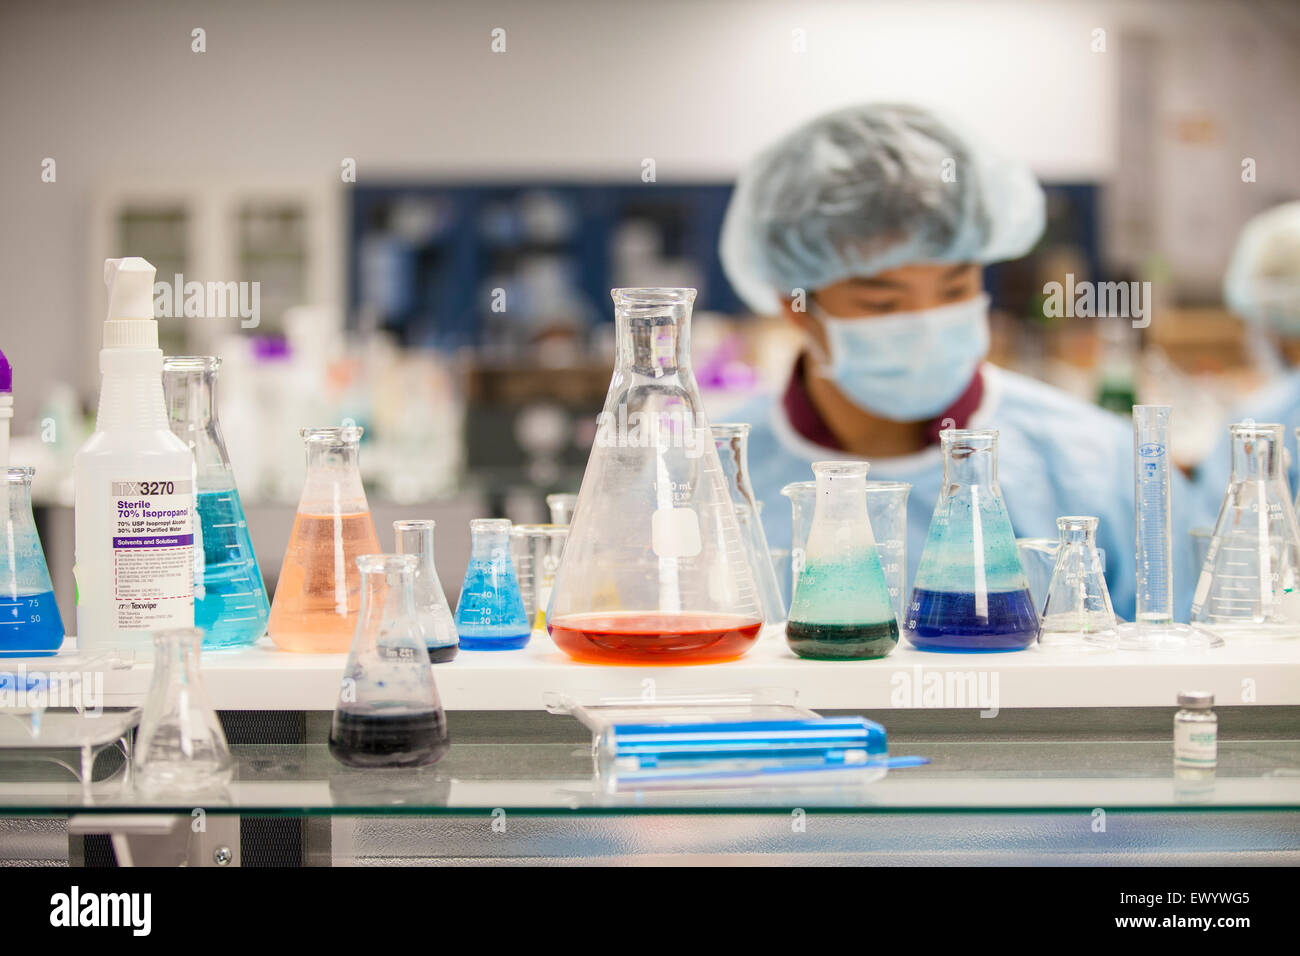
top-left (1174, 690), bottom-right (1217, 774)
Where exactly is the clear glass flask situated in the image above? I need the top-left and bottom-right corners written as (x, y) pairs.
top-left (546, 289), bottom-right (762, 664)
top-left (1118, 406), bottom-right (1222, 650)
top-left (546, 493), bottom-right (578, 526)
top-left (786, 462), bottom-right (898, 659)
top-left (394, 520), bottom-right (459, 663)
top-left (329, 554), bottom-right (449, 768)
top-left (268, 427), bottom-right (381, 653)
top-left (510, 523), bottom-right (568, 633)
top-left (0, 467), bottom-right (64, 657)
top-left (783, 479), bottom-right (911, 626)
top-left (713, 423), bottom-right (786, 625)
top-left (1038, 516), bottom-right (1119, 647)
top-left (905, 429), bottom-right (1039, 651)
top-left (1191, 423), bottom-right (1300, 636)
top-left (163, 356), bottom-right (270, 649)
top-left (134, 627), bottom-right (232, 793)
top-left (455, 518), bottom-right (531, 649)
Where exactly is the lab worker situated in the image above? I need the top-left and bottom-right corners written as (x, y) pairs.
top-left (1194, 202), bottom-right (1300, 509)
top-left (720, 103), bottom-right (1201, 622)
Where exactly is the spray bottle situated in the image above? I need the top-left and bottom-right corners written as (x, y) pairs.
top-left (74, 258), bottom-right (195, 649)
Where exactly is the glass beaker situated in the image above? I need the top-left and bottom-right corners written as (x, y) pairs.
top-left (546, 289), bottom-right (763, 664)
top-left (510, 523), bottom-right (568, 633)
top-left (905, 429), bottom-right (1039, 651)
top-left (268, 426), bottom-right (381, 653)
top-left (455, 518), bottom-right (531, 649)
top-left (329, 554), bottom-right (450, 768)
top-left (546, 493), bottom-right (578, 526)
top-left (1039, 516), bottom-right (1119, 647)
top-left (1192, 423), bottom-right (1300, 636)
top-left (787, 462), bottom-right (898, 659)
top-left (394, 520), bottom-right (459, 663)
top-left (782, 478), bottom-right (911, 627)
top-left (163, 356), bottom-right (270, 649)
top-left (713, 423), bottom-right (786, 625)
top-left (0, 467), bottom-right (64, 657)
top-left (134, 627), bottom-right (232, 793)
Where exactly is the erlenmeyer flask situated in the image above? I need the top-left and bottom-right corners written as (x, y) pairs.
top-left (546, 493), bottom-right (578, 526)
top-left (454, 518), bottom-right (531, 649)
top-left (546, 289), bottom-right (762, 664)
top-left (787, 462), bottom-right (898, 659)
top-left (268, 427), bottom-right (380, 653)
top-left (783, 478), bottom-right (911, 627)
top-left (394, 520), bottom-right (459, 663)
top-left (714, 423), bottom-right (786, 625)
top-left (1192, 423), bottom-right (1300, 635)
top-left (905, 429), bottom-right (1039, 651)
top-left (329, 555), bottom-right (449, 768)
top-left (1039, 516), bottom-right (1119, 647)
top-left (163, 356), bottom-right (270, 649)
top-left (134, 627), bottom-right (232, 792)
top-left (0, 467), bottom-right (64, 657)
top-left (510, 523), bottom-right (568, 633)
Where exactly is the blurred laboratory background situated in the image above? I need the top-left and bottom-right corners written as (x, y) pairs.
top-left (1, 0), bottom-right (1298, 627)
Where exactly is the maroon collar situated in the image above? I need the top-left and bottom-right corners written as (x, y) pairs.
top-left (781, 354), bottom-right (984, 451)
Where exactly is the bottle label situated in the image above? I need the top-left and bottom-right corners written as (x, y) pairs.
top-left (1174, 721), bottom-right (1217, 765)
top-left (110, 479), bottom-right (195, 630)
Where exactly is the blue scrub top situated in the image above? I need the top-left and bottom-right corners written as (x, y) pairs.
top-left (731, 364), bottom-right (1208, 622)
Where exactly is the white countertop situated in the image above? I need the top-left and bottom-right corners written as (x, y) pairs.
top-left (81, 629), bottom-right (1300, 712)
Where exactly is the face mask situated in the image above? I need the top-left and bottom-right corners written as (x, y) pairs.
top-left (810, 293), bottom-right (991, 421)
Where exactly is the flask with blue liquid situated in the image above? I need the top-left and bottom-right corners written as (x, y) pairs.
top-left (0, 466), bottom-right (64, 657)
top-left (163, 356), bottom-right (270, 649)
top-left (454, 518), bottom-right (530, 650)
top-left (905, 429), bottom-right (1038, 651)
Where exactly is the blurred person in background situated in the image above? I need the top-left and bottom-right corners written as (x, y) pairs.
top-left (720, 102), bottom-right (1201, 621)
top-left (1194, 202), bottom-right (1300, 508)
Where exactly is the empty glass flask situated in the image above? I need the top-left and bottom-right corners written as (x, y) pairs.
top-left (0, 467), bottom-right (64, 656)
top-left (163, 356), bottom-right (270, 649)
top-left (546, 289), bottom-right (762, 664)
top-left (394, 520), bottom-right (458, 663)
top-left (714, 423), bottom-right (786, 625)
top-left (905, 429), bottom-right (1038, 651)
top-left (329, 554), bottom-right (449, 768)
top-left (455, 518), bottom-right (531, 650)
top-left (134, 627), bottom-right (232, 793)
top-left (546, 493), bottom-right (578, 526)
top-left (786, 462), bottom-right (898, 659)
top-left (1192, 423), bottom-right (1300, 635)
top-left (268, 427), bottom-right (381, 653)
top-left (510, 523), bottom-right (568, 633)
top-left (1039, 516), bottom-right (1119, 647)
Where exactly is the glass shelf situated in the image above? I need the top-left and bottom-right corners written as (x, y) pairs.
top-left (2, 735), bottom-right (1296, 817)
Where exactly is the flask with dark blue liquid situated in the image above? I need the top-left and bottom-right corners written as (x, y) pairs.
top-left (905, 429), bottom-right (1038, 652)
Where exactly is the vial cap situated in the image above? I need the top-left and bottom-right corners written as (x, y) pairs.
top-left (1177, 690), bottom-right (1214, 709)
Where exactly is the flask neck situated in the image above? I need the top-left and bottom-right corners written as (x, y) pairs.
top-left (396, 525), bottom-right (437, 568)
top-left (943, 440), bottom-right (998, 487)
top-left (300, 434), bottom-right (367, 513)
top-left (714, 425), bottom-right (758, 507)
top-left (613, 292), bottom-right (695, 376)
top-left (150, 629), bottom-right (204, 690)
top-left (470, 528), bottom-right (510, 561)
top-left (357, 566), bottom-right (418, 639)
top-left (1229, 427), bottom-right (1284, 481)
top-left (4, 468), bottom-right (35, 528)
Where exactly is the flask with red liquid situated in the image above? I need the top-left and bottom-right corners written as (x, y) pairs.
top-left (268, 426), bottom-right (380, 653)
top-left (546, 288), bottom-right (763, 664)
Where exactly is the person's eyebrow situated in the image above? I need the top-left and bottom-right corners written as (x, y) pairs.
top-left (845, 276), bottom-right (907, 291)
top-left (941, 264), bottom-right (975, 280)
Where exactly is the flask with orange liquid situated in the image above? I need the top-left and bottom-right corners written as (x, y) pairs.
top-left (268, 426), bottom-right (380, 652)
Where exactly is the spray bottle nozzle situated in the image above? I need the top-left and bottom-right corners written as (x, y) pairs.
top-left (101, 257), bottom-right (159, 350)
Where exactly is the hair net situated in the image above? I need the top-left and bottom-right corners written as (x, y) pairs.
top-left (720, 103), bottom-right (1046, 314)
top-left (1223, 201), bottom-right (1300, 332)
